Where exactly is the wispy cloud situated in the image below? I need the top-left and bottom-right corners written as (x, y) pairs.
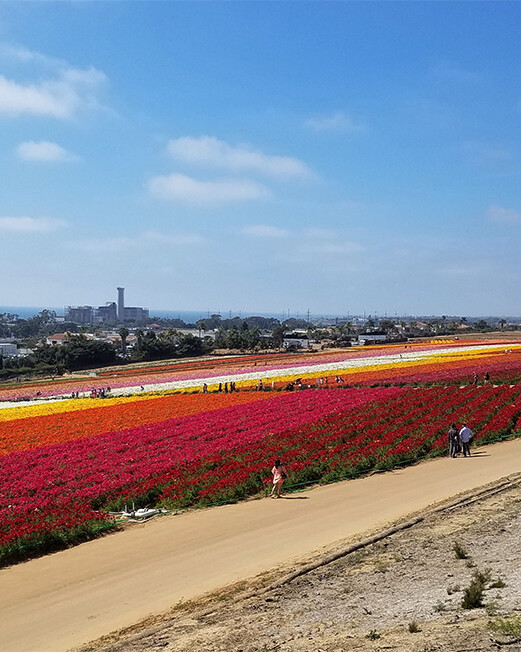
top-left (0, 216), bottom-right (66, 233)
top-left (149, 173), bottom-right (270, 204)
top-left (68, 230), bottom-right (204, 253)
top-left (463, 141), bottom-right (512, 166)
top-left (16, 140), bottom-right (78, 162)
top-left (0, 44), bottom-right (107, 119)
top-left (487, 205), bottom-right (521, 224)
top-left (433, 61), bottom-right (482, 85)
top-left (241, 224), bottom-right (364, 260)
top-left (242, 224), bottom-right (289, 238)
top-left (305, 111), bottom-right (363, 133)
top-left (297, 240), bottom-right (364, 256)
top-left (167, 136), bottom-right (312, 179)
top-left (302, 227), bottom-right (337, 239)
top-left (0, 44), bottom-right (64, 68)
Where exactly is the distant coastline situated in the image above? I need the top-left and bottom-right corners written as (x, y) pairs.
top-left (0, 306), bottom-right (295, 323)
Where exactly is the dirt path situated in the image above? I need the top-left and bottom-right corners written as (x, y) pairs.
top-left (2, 439), bottom-right (521, 652)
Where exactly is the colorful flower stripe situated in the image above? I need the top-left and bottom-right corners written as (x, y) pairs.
top-left (155, 385), bottom-right (521, 507)
top-left (0, 387), bottom-right (399, 510)
top-left (2, 341), bottom-right (519, 402)
top-left (2, 380), bottom-right (521, 566)
top-left (240, 348), bottom-right (521, 391)
top-left (0, 391), bottom-right (280, 456)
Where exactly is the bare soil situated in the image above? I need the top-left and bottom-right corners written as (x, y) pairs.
top-left (80, 477), bottom-right (521, 652)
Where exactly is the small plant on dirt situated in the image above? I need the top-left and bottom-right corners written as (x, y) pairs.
top-left (365, 629), bottom-right (381, 640)
top-left (465, 559), bottom-right (476, 568)
top-left (408, 620), bottom-right (421, 633)
top-left (453, 540), bottom-right (469, 559)
top-left (461, 568), bottom-right (491, 609)
top-left (489, 616), bottom-right (521, 638)
top-left (489, 615), bottom-right (521, 638)
top-left (433, 600), bottom-right (446, 612)
top-left (485, 600), bottom-right (499, 616)
top-left (490, 578), bottom-right (506, 589)
top-left (447, 584), bottom-right (460, 595)
top-left (375, 560), bottom-right (389, 573)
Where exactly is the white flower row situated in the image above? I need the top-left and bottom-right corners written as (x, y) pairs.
top-left (1, 342), bottom-right (518, 409)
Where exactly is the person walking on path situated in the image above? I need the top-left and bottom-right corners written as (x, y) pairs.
top-left (484, 372), bottom-right (490, 384)
top-left (473, 373), bottom-right (478, 386)
top-left (459, 423), bottom-right (474, 457)
top-left (271, 459), bottom-right (288, 498)
top-left (448, 423), bottom-right (460, 458)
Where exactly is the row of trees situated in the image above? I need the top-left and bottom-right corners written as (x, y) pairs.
top-left (1, 329), bottom-right (212, 378)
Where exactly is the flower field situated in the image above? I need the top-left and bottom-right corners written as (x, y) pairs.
top-left (2, 340), bottom-right (521, 567)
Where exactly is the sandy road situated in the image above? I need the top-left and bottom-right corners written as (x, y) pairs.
top-left (2, 438), bottom-right (521, 652)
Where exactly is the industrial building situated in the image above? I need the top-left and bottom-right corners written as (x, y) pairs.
top-left (66, 288), bottom-right (148, 325)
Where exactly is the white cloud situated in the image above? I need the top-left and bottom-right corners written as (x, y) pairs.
top-left (243, 225), bottom-right (289, 238)
top-left (149, 173), bottom-right (270, 204)
top-left (305, 111), bottom-right (363, 133)
top-left (167, 136), bottom-right (312, 179)
top-left (487, 205), bottom-right (521, 224)
top-left (16, 140), bottom-right (77, 162)
top-left (0, 46), bottom-right (107, 119)
top-left (0, 216), bottom-right (65, 233)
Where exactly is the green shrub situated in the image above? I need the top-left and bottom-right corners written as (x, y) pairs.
top-left (453, 540), bottom-right (469, 559)
top-left (462, 569), bottom-right (491, 609)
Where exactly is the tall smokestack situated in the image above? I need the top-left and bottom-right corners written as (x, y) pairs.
top-left (117, 287), bottom-right (125, 321)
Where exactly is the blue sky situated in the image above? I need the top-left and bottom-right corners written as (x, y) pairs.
top-left (1, 2), bottom-right (520, 317)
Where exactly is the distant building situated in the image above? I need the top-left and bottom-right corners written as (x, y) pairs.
top-left (0, 342), bottom-right (18, 357)
top-left (65, 288), bottom-right (148, 324)
top-left (46, 333), bottom-right (71, 345)
top-left (46, 333), bottom-right (95, 345)
top-left (123, 306), bottom-right (149, 322)
top-left (283, 332), bottom-right (310, 349)
top-left (94, 302), bottom-right (117, 324)
top-left (358, 332), bottom-right (387, 345)
top-left (117, 287), bottom-right (125, 321)
top-left (65, 306), bottom-right (94, 324)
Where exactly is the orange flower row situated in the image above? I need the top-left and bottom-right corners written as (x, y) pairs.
top-left (0, 390), bottom-right (278, 457)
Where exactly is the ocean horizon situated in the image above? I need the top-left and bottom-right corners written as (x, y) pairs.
top-left (0, 306), bottom-right (326, 323)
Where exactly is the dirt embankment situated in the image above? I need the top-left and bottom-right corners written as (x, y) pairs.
top-left (82, 478), bottom-right (521, 652)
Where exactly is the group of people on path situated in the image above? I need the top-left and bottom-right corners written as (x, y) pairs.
top-left (448, 423), bottom-right (474, 458)
top-left (271, 421), bottom-right (477, 501)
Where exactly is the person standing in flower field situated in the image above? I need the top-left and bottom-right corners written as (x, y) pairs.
top-left (459, 423), bottom-right (474, 457)
top-left (271, 459), bottom-right (288, 498)
top-left (448, 422), bottom-right (460, 458)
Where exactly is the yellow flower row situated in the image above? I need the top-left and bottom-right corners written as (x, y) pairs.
top-left (2, 344), bottom-right (519, 421)
top-left (0, 394), bottom-right (153, 423)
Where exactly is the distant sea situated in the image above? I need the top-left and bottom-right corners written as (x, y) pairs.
top-left (0, 306), bottom-right (308, 322)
